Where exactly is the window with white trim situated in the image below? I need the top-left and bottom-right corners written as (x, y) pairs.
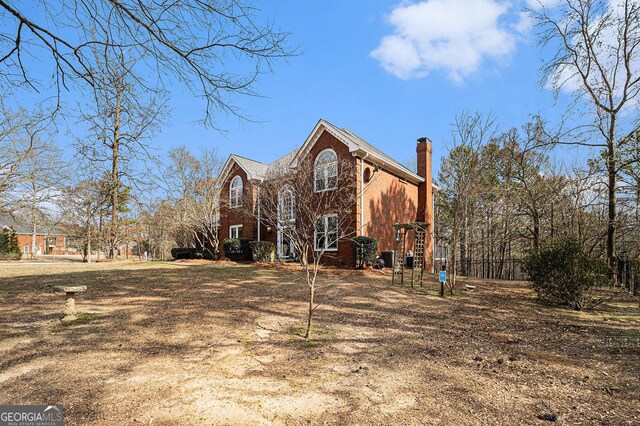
top-left (278, 185), bottom-right (295, 225)
top-left (314, 149), bottom-right (338, 192)
top-left (315, 215), bottom-right (338, 251)
top-left (24, 246), bottom-right (29, 253)
top-left (229, 176), bottom-right (243, 208)
top-left (229, 225), bottom-right (243, 239)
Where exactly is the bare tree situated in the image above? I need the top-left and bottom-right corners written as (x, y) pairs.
top-left (60, 178), bottom-right (108, 262)
top-left (0, 101), bottom-right (51, 212)
top-left (160, 146), bottom-right (224, 254)
top-left (14, 138), bottom-right (69, 258)
top-left (437, 111), bottom-right (496, 293)
top-left (251, 156), bottom-right (357, 340)
top-left (534, 0), bottom-right (640, 276)
top-left (0, 1), bottom-right (292, 124)
top-left (76, 43), bottom-right (166, 259)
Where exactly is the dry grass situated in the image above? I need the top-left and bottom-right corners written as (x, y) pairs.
top-left (0, 261), bottom-right (639, 425)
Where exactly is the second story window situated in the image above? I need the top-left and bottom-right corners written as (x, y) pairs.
top-left (314, 149), bottom-right (338, 192)
top-left (229, 176), bottom-right (243, 208)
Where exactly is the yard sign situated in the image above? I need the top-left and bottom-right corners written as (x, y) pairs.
top-left (439, 271), bottom-right (447, 282)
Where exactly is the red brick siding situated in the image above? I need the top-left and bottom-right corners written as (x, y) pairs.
top-left (362, 162), bottom-right (419, 251)
top-left (305, 131), bottom-right (358, 266)
top-left (217, 129), bottom-right (435, 270)
top-left (17, 234), bottom-right (79, 256)
top-left (219, 163), bottom-right (260, 257)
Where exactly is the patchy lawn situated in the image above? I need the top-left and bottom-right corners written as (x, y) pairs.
top-left (0, 262), bottom-right (639, 425)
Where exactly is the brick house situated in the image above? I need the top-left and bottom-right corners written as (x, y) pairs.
top-left (0, 213), bottom-right (79, 256)
top-left (217, 119), bottom-right (435, 270)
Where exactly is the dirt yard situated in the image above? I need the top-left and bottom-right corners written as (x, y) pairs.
top-left (1, 262), bottom-right (638, 425)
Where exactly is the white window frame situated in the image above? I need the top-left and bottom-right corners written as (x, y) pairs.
top-left (278, 185), bottom-right (295, 226)
top-left (229, 176), bottom-right (243, 208)
top-left (314, 149), bottom-right (338, 193)
top-left (229, 224), bottom-right (243, 239)
top-left (314, 214), bottom-right (338, 252)
top-left (24, 246), bottom-right (29, 253)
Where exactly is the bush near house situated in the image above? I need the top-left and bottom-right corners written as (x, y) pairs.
top-left (524, 238), bottom-right (609, 311)
top-left (352, 236), bottom-right (378, 269)
top-left (250, 241), bottom-right (276, 262)
top-left (223, 238), bottom-right (253, 261)
top-left (0, 227), bottom-right (22, 261)
top-left (171, 247), bottom-right (216, 260)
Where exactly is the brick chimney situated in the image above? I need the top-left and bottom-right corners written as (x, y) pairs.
top-left (416, 137), bottom-right (433, 225)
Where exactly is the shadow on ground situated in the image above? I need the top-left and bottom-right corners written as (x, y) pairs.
top-left (0, 262), bottom-right (639, 425)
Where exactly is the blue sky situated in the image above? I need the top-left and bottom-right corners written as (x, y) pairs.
top-left (13, 0), bottom-right (577, 178)
top-left (156, 0), bottom-right (570, 177)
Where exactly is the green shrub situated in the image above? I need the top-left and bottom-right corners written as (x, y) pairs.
top-left (0, 227), bottom-right (21, 261)
top-left (250, 241), bottom-right (276, 262)
top-left (223, 238), bottom-right (253, 261)
top-left (351, 236), bottom-right (378, 269)
top-left (524, 238), bottom-right (609, 310)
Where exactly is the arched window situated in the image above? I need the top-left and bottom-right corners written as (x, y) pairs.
top-left (314, 149), bottom-right (338, 192)
top-left (278, 185), bottom-right (295, 225)
top-left (229, 176), bottom-right (243, 208)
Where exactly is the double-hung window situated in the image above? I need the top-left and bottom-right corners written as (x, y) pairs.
top-left (315, 215), bottom-right (338, 251)
top-left (229, 225), bottom-right (243, 239)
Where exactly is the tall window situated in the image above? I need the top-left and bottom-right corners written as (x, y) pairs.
top-left (315, 215), bottom-right (338, 251)
top-left (314, 149), bottom-right (338, 192)
top-left (278, 186), bottom-right (295, 225)
top-left (229, 176), bottom-right (243, 208)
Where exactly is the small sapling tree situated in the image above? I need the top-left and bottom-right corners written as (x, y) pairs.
top-left (254, 155), bottom-right (357, 340)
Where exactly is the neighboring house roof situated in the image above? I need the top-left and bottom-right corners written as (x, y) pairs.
top-left (219, 119), bottom-right (425, 185)
top-left (0, 212), bottom-right (62, 235)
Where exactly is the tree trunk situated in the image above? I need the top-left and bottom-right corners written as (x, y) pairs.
top-left (86, 205), bottom-right (92, 263)
top-left (31, 219), bottom-right (36, 259)
top-left (450, 203), bottom-right (459, 295)
top-left (109, 85), bottom-right (122, 259)
top-left (97, 208), bottom-right (102, 261)
top-left (460, 201), bottom-right (468, 276)
top-left (304, 282), bottom-right (315, 341)
top-left (533, 211), bottom-right (540, 251)
top-left (606, 138), bottom-right (617, 284)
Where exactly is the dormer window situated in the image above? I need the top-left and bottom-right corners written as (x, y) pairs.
top-left (314, 149), bottom-right (338, 192)
top-left (229, 176), bottom-right (243, 208)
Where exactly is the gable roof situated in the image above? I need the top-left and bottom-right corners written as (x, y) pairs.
top-left (0, 212), bottom-right (62, 235)
top-left (218, 119), bottom-right (425, 185)
top-left (291, 119), bottom-right (424, 184)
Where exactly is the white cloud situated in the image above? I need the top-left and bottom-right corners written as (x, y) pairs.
top-left (371, 0), bottom-right (518, 82)
top-left (514, 11), bottom-right (534, 34)
top-left (525, 0), bottom-right (563, 11)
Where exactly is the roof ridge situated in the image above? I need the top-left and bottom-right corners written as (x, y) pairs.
top-left (231, 154), bottom-right (267, 165)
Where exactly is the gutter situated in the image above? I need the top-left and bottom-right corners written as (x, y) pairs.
top-left (360, 152), bottom-right (369, 236)
top-left (350, 147), bottom-right (424, 184)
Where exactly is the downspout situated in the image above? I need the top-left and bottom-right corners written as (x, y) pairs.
top-left (257, 186), bottom-right (261, 242)
top-left (360, 153), bottom-right (369, 236)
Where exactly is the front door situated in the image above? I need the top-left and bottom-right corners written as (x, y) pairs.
top-left (277, 227), bottom-right (295, 259)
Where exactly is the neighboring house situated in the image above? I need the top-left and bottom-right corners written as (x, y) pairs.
top-left (217, 118), bottom-right (435, 269)
top-left (0, 213), bottom-right (79, 256)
